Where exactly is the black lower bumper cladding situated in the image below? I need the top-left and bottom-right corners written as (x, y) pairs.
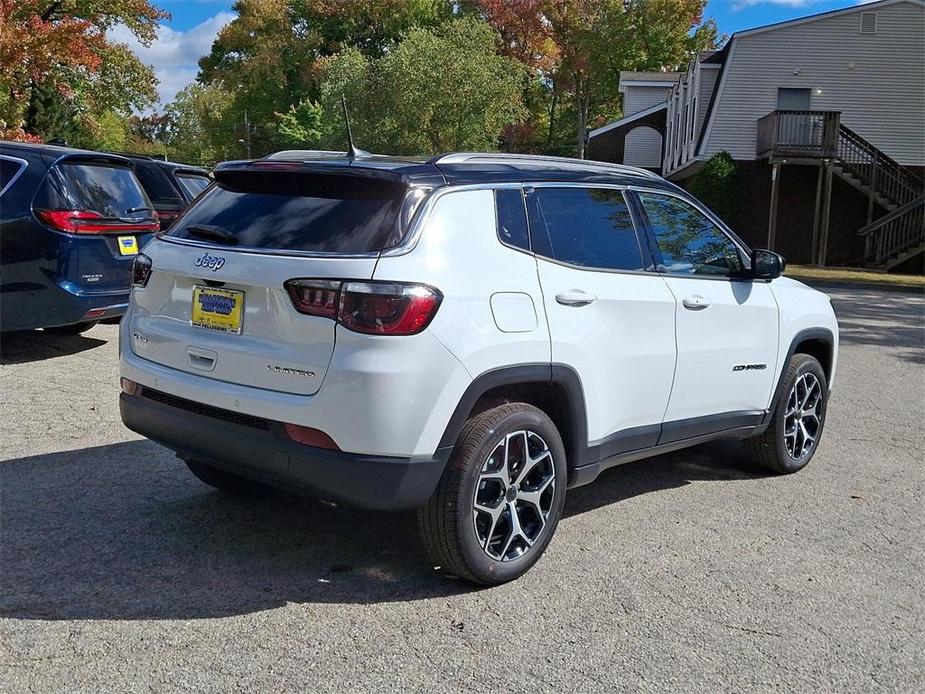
top-left (120, 387), bottom-right (451, 511)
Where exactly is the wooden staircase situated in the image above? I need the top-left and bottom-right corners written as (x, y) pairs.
top-left (835, 125), bottom-right (924, 270)
top-left (857, 195), bottom-right (925, 271)
top-left (756, 110), bottom-right (924, 271)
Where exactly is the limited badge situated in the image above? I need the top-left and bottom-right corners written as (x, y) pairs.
top-left (118, 236), bottom-right (139, 256)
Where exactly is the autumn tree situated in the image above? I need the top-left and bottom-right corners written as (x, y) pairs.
top-left (0, 0), bottom-right (167, 142)
top-left (471, 0), bottom-right (717, 157)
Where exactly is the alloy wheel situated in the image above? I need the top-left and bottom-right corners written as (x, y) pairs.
top-left (784, 372), bottom-right (823, 461)
top-left (472, 430), bottom-right (556, 562)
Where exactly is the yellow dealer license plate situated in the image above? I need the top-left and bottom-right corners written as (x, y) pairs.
top-left (191, 286), bottom-right (244, 334)
top-left (117, 236), bottom-right (139, 256)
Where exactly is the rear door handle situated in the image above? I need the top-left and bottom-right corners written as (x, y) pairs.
top-left (556, 291), bottom-right (596, 307)
top-left (187, 346), bottom-right (218, 371)
top-left (682, 295), bottom-right (710, 311)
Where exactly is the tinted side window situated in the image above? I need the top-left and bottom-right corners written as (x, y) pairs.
top-left (533, 187), bottom-right (644, 271)
top-left (638, 193), bottom-right (743, 277)
top-left (495, 189), bottom-right (529, 251)
top-left (175, 174), bottom-right (210, 198)
top-left (134, 163), bottom-right (183, 204)
top-left (0, 158), bottom-right (24, 195)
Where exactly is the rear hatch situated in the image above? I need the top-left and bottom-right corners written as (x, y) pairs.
top-left (34, 155), bottom-right (159, 293)
top-left (129, 165), bottom-right (421, 396)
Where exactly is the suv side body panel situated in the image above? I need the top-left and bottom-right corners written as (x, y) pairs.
top-left (769, 277), bottom-right (839, 397)
top-left (373, 188), bottom-right (551, 381)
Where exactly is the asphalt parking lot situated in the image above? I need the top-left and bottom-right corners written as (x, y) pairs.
top-left (1, 286), bottom-right (922, 693)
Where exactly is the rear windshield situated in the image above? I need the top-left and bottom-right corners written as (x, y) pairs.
top-left (134, 162), bottom-right (184, 204)
top-left (168, 172), bottom-right (409, 253)
top-left (175, 173), bottom-right (210, 198)
top-left (38, 162), bottom-right (152, 218)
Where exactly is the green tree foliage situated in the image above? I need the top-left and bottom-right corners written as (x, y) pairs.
top-left (273, 99), bottom-right (323, 149)
top-left (162, 84), bottom-right (235, 166)
top-left (123, 0), bottom-right (721, 163)
top-left (686, 151), bottom-right (740, 223)
top-left (353, 18), bottom-right (527, 153)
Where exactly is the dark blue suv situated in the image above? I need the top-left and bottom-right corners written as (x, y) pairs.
top-left (0, 142), bottom-right (158, 334)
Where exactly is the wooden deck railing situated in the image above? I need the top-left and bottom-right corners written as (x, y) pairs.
top-left (836, 125), bottom-right (924, 208)
top-left (756, 110), bottom-right (841, 158)
top-left (858, 195), bottom-right (925, 267)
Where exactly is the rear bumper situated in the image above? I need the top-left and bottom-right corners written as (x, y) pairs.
top-left (120, 388), bottom-right (452, 511)
top-left (0, 282), bottom-right (128, 331)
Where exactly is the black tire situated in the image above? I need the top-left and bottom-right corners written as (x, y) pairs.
top-left (44, 321), bottom-right (98, 335)
top-left (184, 458), bottom-right (264, 494)
top-left (746, 353), bottom-right (828, 474)
top-left (418, 403), bottom-right (567, 585)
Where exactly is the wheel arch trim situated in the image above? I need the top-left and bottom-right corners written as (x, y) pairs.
top-left (769, 327), bottom-right (835, 415)
top-left (435, 363), bottom-right (588, 470)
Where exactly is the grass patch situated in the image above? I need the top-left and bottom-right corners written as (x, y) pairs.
top-left (785, 264), bottom-right (924, 288)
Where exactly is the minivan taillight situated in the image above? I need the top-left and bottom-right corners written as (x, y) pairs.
top-left (284, 279), bottom-right (442, 336)
top-left (156, 210), bottom-right (180, 230)
top-left (36, 209), bottom-right (159, 234)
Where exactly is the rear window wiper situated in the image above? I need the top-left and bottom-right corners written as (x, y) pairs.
top-left (185, 224), bottom-right (238, 245)
top-left (125, 205), bottom-right (154, 214)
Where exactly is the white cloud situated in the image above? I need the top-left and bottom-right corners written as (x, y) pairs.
top-left (108, 11), bottom-right (235, 110)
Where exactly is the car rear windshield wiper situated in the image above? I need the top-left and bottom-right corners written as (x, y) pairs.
top-left (125, 205), bottom-right (154, 214)
top-left (185, 224), bottom-right (239, 245)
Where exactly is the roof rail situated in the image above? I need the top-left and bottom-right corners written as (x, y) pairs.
top-left (430, 152), bottom-right (661, 180)
top-left (265, 150), bottom-right (351, 160)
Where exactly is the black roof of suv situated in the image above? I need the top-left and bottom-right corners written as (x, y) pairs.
top-left (218, 151), bottom-right (678, 191)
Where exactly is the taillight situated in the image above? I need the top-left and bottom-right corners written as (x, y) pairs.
top-left (340, 282), bottom-right (441, 335)
top-left (132, 253), bottom-right (152, 287)
top-left (156, 210), bottom-right (180, 230)
top-left (285, 279), bottom-right (340, 319)
top-left (36, 209), bottom-right (159, 234)
top-left (284, 279), bottom-right (442, 336)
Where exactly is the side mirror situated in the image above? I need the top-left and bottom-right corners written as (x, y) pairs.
top-left (751, 248), bottom-right (785, 280)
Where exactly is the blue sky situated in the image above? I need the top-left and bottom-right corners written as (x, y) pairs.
top-left (117, 0), bottom-right (876, 109)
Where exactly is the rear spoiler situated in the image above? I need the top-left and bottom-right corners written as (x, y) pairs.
top-left (213, 159), bottom-right (413, 186)
top-left (173, 166), bottom-right (211, 178)
top-left (48, 152), bottom-right (137, 169)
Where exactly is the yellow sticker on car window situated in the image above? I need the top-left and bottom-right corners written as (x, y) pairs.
top-left (117, 236), bottom-right (139, 256)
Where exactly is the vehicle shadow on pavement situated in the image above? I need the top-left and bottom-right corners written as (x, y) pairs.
top-left (830, 291), bottom-right (925, 365)
top-left (0, 438), bottom-right (764, 621)
top-left (0, 331), bottom-right (107, 365)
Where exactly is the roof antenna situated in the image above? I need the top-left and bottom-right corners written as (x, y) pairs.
top-left (341, 96), bottom-right (370, 159)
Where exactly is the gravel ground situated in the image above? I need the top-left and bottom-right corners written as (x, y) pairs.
top-left (1, 287), bottom-right (923, 693)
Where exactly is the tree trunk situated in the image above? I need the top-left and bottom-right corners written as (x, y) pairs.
top-left (24, 80), bottom-right (39, 135)
top-left (546, 83), bottom-right (558, 150)
top-left (575, 79), bottom-right (589, 160)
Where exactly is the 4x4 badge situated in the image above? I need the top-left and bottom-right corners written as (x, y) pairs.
top-left (195, 252), bottom-right (225, 271)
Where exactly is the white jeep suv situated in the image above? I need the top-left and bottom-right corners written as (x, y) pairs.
top-left (120, 152), bottom-right (838, 584)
